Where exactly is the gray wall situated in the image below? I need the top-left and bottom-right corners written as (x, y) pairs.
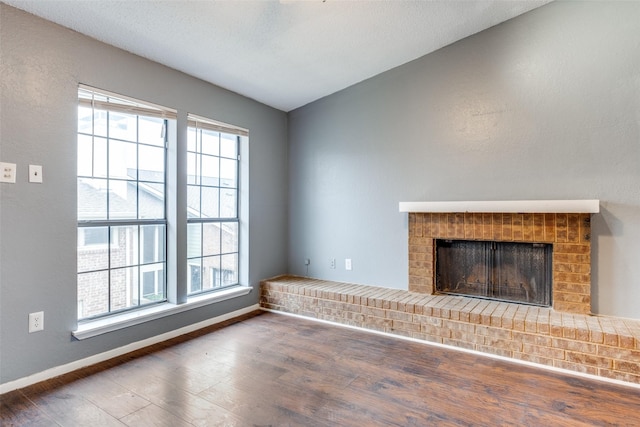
top-left (288, 1), bottom-right (640, 319)
top-left (0, 5), bottom-right (288, 384)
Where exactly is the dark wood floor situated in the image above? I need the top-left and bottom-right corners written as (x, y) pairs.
top-left (2, 311), bottom-right (640, 427)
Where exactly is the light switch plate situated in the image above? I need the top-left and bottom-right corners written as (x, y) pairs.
top-left (29, 165), bottom-right (43, 183)
top-left (0, 162), bottom-right (17, 183)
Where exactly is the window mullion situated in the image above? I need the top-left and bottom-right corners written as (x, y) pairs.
top-left (138, 225), bottom-right (142, 309)
top-left (218, 133), bottom-right (222, 218)
top-left (136, 115), bottom-right (140, 220)
top-left (107, 226), bottom-right (112, 314)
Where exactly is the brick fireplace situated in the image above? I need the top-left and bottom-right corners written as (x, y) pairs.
top-left (408, 212), bottom-right (592, 314)
top-left (261, 200), bottom-right (640, 385)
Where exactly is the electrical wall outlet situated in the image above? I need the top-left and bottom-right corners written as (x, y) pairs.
top-left (0, 162), bottom-right (17, 183)
top-left (29, 311), bottom-right (44, 333)
top-left (330, 258), bottom-right (336, 269)
top-left (304, 258), bottom-right (310, 266)
top-left (345, 258), bottom-right (352, 270)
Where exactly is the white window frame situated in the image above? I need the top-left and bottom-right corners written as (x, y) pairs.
top-left (185, 113), bottom-right (243, 297)
top-left (77, 85), bottom-right (173, 320)
top-left (74, 85), bottom-right (251, 339)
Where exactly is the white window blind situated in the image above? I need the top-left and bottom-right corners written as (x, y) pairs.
top-left (78, 84), bottom-right (177, 120)
top-left (187, 113), bottom-right (249, 137)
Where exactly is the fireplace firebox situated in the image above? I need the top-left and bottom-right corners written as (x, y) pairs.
top-left (435, 239), bottom-right (552, 307)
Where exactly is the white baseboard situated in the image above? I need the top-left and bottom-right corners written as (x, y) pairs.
top-left (0, 304), bottom-right (260, 395)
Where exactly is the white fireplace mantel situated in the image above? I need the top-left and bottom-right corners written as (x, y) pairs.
top-left (398, 200), bottom-right (600, 214)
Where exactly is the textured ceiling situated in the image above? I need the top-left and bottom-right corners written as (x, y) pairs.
top-left (3, 0), bottom-right (551, 112)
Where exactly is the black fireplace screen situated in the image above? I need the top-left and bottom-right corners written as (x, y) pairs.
top-left (435, 240), bottom-right (552, 307)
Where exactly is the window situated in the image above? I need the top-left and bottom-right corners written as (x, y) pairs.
top-left (77, 86), bottom-right (174, 319)
top-left (186, 114), bottom-right (241, 296)
top-left (76, 86), bottom-right (248, 324)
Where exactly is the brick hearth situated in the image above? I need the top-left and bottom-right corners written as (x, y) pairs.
top-left (261, 275), bottom-right (640, 385)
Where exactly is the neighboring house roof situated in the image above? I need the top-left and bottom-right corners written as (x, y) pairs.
top-left (77, 178), bottom-right (162, 220)
top-left (78, 174), bottom-right (237, 231)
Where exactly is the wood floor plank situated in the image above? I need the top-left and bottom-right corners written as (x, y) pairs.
top-left (119, 403), bottom-right (192, 427)
top-left (59, 372), bottom-right (151, 420)
top-left (3, 310), bottom-right (640, 426)
top-left (0, 390), bottom-right (60, 427)
top-left (21, 378), bottom-right (126, 427)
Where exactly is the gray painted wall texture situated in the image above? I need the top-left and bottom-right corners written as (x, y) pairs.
top-left (288, 1), bottom-right (640, 319)
top-left (0, 5), bottom-right (288, 384)
top-left (3, 0), bottom-right (640, 387)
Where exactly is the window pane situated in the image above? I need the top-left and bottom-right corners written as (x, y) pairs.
top-left (110, 225), bottom-right (138, 268)
top-left (83, 227), bottom-right (110, 245)
top-left (203, 222), bottom-right (221, 256)
top-left (109, 181), bottom-right (138, 219)
top-left (78, 271), bottom-right (109, 318)
top-left (109, 111), bottom-right (137, 142)
top-left (142, 224), bottom-right (164, 264)
top-left (201, 155), bottom-right (219, 187)
top-left (141, 263), bottom-right (164, 301)
top-left (77, 227), bottom-right (109, 272)
top-left (78, 106), bottom-right (93, 133)
top-left (221, 222), bottom-right (238, 254)
top-left (189, 262), bottom-right (202, 293)
top-left (77, 134), bottom-right (93, 177)
top-left (187, 185), bottom-right (201, 218)
top-left (155, 269), bottom-right (165, 301)
top-left (110, 266), bottom-right (139, 310)
top-left (142, 270), bottom-right (155, 298)
top-left (203, 255), bottom-right (221, 290)
top-left (139, 183), bottom-right (164, 219)
top-left (220, 189), bottom-right (237, 218)
top-left (187, 127), bottom-right (198, 152)
top-left (187, 152), bottom-right (199, 185)
top-left (138, 116), bottom-right (165, 147)
top-left (93, 110), bottom-right (108, 137)
top-left (109, 140), bottom-right (137, 180)
top-left (201, 130), bottom-right (219, 156)
top-left (76, 136), bottom-right (108, 178)
top-left (187, 223), bottom-right (202, 259)
top-left (221, 253), bottom-right (238, 287)
top-left (220, 158), bottom-right (237, 188)
top-left (201, 186), bottom-right (219, 218)
top-left (92, 137), bottom-right (108, 178)
top-left (77, 135), bottom-right (93, 176)
top-left (78, 178), bottom-right (108, 220)
top-left (220, 133), bottom-right (237, 159)
top-left (139, 145), bottom-right (165, 182)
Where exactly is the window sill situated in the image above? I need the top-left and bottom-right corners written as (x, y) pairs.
top-left (72, 286), bottom-right (252, 340)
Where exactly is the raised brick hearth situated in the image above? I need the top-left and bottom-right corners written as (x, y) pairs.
top-left (409, 212), bottom-right (592, 314)
top-left (261, 275), bottom-right (640, 385)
